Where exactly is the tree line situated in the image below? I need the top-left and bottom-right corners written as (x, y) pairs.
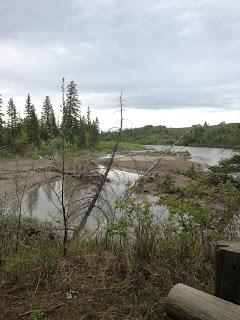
top-left (101, 122), bottom-right (240, 148)
top-left (0, 81), bottom-right (100, 154)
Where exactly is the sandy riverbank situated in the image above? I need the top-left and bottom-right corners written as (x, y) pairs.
top-left (102, 151), bottom-right (200, 174)
top-left (0, 158), bottom-right (60, 200)
top-left (101, 151), bottom-right (201, 192)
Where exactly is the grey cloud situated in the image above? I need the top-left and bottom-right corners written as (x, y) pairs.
top-left (1, 0), bottom-right (240, 113)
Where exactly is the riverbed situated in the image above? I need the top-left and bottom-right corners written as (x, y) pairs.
top-left (14, 145), bottom-right (237, 228)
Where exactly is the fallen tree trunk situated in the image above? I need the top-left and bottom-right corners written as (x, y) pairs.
top-left (165, 283), bottom-right (240, 320)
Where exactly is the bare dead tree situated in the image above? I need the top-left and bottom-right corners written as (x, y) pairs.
top-left (60, 78), bottom-right (69, 256)
top-left (72, 93), bottom-right (124, 238)
top-left (14, 162), bottom-right (30, 251)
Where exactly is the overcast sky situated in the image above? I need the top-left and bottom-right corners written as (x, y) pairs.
top-left (1, 0), bottom-right (240, 130)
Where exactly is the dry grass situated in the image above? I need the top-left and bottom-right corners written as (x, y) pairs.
top-left (0, 248), bottom-right (169, 320)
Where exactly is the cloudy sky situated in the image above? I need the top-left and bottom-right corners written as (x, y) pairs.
top-left (1, 0), bottom-right (240, 130)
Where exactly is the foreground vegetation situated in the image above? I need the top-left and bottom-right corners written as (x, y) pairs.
top-left (0, 155), bottom-right (239, 319)
top-left (102, 122), bottom-right (240, 148)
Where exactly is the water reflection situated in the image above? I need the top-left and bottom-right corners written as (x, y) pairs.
top-left (27, 187), bottom-right (39, 216)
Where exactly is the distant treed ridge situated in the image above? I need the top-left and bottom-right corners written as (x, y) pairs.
top-left (101, 122), bottom-right (240, 148)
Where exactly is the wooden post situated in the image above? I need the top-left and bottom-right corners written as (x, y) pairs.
top-left (165, 283), bottom-right (240, 320)
top-left (215, 241), bottom-right (240, 304)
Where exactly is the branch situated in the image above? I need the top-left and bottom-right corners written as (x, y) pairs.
top-left (16, 303), bottom-right (65, 318)
top-left (73, 93), bottom-right (124, 237)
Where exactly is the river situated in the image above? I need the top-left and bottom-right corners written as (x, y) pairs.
top-left (22, 145), bottom-right (238, 227)
top-left (146, 145), bottom-right (237, 166)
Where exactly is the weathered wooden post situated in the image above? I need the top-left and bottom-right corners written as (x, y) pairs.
top-left (215, 241), bottom-right (240, 304)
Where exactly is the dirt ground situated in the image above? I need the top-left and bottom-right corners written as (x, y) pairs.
top-left (0, 158), bottom-right (60, 200)
top-left (110, 154), bottom-right (199, 174)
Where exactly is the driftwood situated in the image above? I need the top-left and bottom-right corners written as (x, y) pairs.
top-left (165, 283), bottom-right (240, 320)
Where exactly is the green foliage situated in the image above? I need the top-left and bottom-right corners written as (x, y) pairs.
top-left (98, 140), bottom-right (144, 151)
top-left (108, 197), bottom-right (161, 263)
top-left (0, 208), bottom-right (59, 285)
top-left (101, 122), bottom-right (240, 148)
top-left (6, 98), bottom-right (19, 148)
top-left (207, 154), bottom-right (240, 185)
top-left (4, 241), bottom-right (58, 281)
top-left (184, 163), bottom-right (198, 179)
top-left (40, 96), bottom-right (58, 141)
top-left (182, 180), bottom-right (202, 196)
top-left (24, 94), bottom-right (40, 146)
top-left (157, 174), bottom-right (176, 194)
top-left (62, 80), bottom-right (81, 142)
top-left (31, 310), bottom-right (44, 320)
top-left (0, 81), bottom-right (100, 156)
top-left (101, 124), bottom-right (172, 145)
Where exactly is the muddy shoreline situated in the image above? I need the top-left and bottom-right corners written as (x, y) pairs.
top-left (100, 151), bottom-right (202, 192)
top-left (0, 156), bottom-right (102, 201)
top-left (0, 150), bottom-right (200, 202)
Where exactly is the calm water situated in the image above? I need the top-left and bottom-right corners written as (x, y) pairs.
top-left (146, 145), bottom-right (237, 166)
top-left (21, 146), bottom-right (237, 226)
top-left (19, 167), bottom-right (146, 227)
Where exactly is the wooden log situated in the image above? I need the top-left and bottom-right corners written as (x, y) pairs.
top-left (215, 241), bottom-right (240, 304)
top-left (166, 283), bottom-right (240, 320)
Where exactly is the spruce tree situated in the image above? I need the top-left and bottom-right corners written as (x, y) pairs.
top-left (78, 116), bottom-right (87, 149)
top-left (24, 94), bottom-right (40, 146)
top-left (6, 98), bottom-right (18, 138)
top-left (62, 81), bottom-right (80, 143)
top-left (89, 117), bottom-right (100, 148)
top-left (40, 96), bottom-right (58, 141)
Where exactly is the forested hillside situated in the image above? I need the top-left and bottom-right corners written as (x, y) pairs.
top-left (0, 80), bottom-right (100, 155)
top-left (101, 122), bottom-right (240, 148)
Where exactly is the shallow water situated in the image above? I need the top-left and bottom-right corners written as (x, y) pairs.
top-left (21, 146), bottom-right (237, 226)
top-left (146, 145), bottom-right (237, 166)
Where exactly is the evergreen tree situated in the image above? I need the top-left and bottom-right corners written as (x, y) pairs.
top-left (89, 117), bottom-right (100, 148)
top-left (6, 98), bottom-right (18, 138)
top-left (61, 81), bottom-right (81, 142)
top-left (85, 107), bottom-right (100, 148)
top-left (24, 94), bottom-right (40, 146)
top-left (78, 116), bottom-right (87, 149)
top-left (40, 96), bottom-right (58, 141)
